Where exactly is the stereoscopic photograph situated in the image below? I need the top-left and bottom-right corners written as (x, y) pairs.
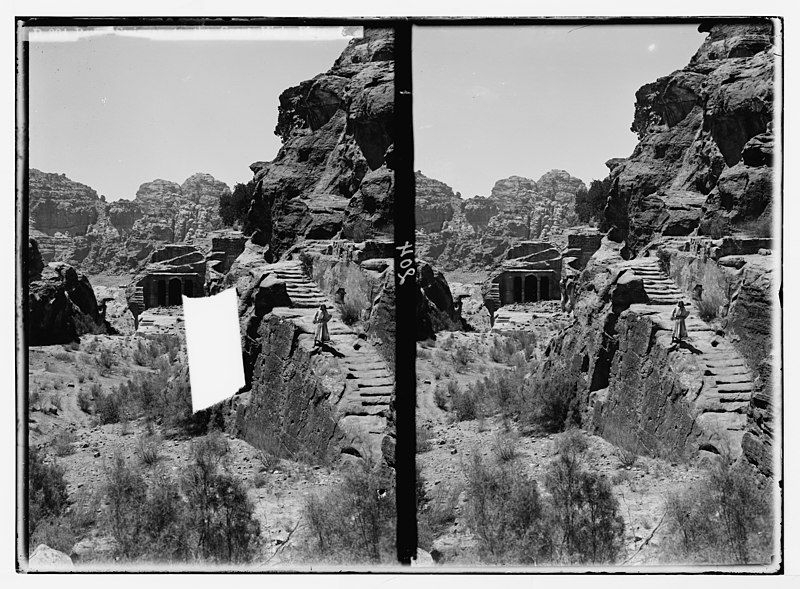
top-left (20, 23), bottom-right (398, 570)
top-left (16, 15), bottom-right (783, 575)
top-left (412, 21), bottom-right (781, 570)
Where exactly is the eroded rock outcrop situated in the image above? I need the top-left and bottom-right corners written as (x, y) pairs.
top-left (27, 238), bottom-right (113, 345)
top-left (28, 169), bottom-right (229, 273)
top-left (603, 22), bottom-right (775, 252)
top-left (246, 29), bottom-right (395, 260)
top-left (416, 170), bottom-right (586, 271)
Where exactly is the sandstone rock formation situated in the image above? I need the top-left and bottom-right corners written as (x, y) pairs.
top-left (28, 169), bottom-right (230, 273)
top-left (27, 238), bottom-right (113, 345)
top-left (530, 23), bottom-right (778, 477)
top-left (603, 22), bottom-right (776, 252)
top-left (245, 28), bottom-right (394, 261)
top-left (416, 170), bottom-right (586, 271)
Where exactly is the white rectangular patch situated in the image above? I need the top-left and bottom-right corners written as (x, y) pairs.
top-left (182, 288), bottom-right (245, 413)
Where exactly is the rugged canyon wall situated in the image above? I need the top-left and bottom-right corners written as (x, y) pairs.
top-left (245, 28), bottom-right (394, 261)
top-left (27, 238), bottom-right (113, 345)
top-left (603, 22), bottom-right (776, 252)
top-left (415, 170), bottom-right (586, 271)
top-left (221, 30), bottom-right (397, 466)
top-left (531, 22), bottom-right (778, 477)
top-left (28, 169), bottom-right (229, 273)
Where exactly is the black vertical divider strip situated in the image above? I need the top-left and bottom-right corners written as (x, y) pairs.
top-left (394, 22), bottom-right (417, 566)
top-left (17, 23), bottom-right (30, 567)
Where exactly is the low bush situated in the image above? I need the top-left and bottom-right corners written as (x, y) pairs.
top-left (303, 459), bottom-right (396, 563)
top-left (525, 365), bottom-right (580, 433)
top-left (433, 384), bottom-right (449, 411)
top-left (96, 347), bottom-right (116, 372)
top-left (492, 431), bottom-right (519, 463)
top-left (697, 296), bottom-right (720, 322)
top-left (664, 459), bottom-right (772, 564)
top-left (465, 453), bottom-right (552, 564)
top-left (616, 447), bottom-right (638, 469)
top-left (545, 431), bottom-right (625, 564)
top-left (453, 343), bottom-right (472, 371)
top-left (28, 447), bottom-right (69, 537)
top-left (77, 389), bottom-right (93, 414)
top-left (656, 248), bottom-right (671, 276)
top-left (449, 381), bottom-right (482, 422)
top-left (50, 430), bottom-right (77, 457)
top-left (135, 435), bottom-right (161, 467)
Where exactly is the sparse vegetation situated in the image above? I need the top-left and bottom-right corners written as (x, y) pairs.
top-left (449, 381), bottom-right (482, 422)
top-left (103, 433), bottom-right (260, 563)
top-left (28, 446), bottom-right (69, 539)
top-left (492, 430), bottom-right (519, 462)
top-left (697, 294), bottom-right (723, 322)
top-left (664, 458), bottom-right (772, 564)
top-left (303, 459), bottom-right (396, 563)
top-left (616, 447), bottom-right (638, 469)
top-left (656, 248), bottom-right (671, 276)
top-left (50, 430), bottom-right (77, 457)
top-left (135, 435), bottom-right (161, 466)
top-left (545, 430), bottom-right (625, 564)
top-left (464, 453), bottom-right (552, 564)
top-left (77, 388), bottom-right (93, 414)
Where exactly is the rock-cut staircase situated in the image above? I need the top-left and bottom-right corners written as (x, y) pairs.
top-left (262, 260), bottom-right (394, 461)
top-left (626, 258), bottom-right (756, 456)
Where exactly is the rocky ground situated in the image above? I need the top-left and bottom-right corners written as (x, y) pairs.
top-left (415, 321), bottom-right (709, 567)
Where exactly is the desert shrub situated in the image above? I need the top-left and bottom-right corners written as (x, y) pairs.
top-left (656, 248), bottom-right (671, 276)
top-left (545, 433), bottom-right (625, 564)
top-left (492, 431), bottom-right (519, 462)
top-left (96, 347), bottom-right (116, 371)
top-left (103, 454), bottom-right (192, 562)
top-left (338, 298), bottom-right (365, 326)
top-left (29, 490), bottom-right (98, 555)
top-left (465, 453), bottom-right (552, 564)
top-left (433, 384), bottom-right (449, 411)
top-left (303, 459), bottom-right (396, 563)
top-left (449, 381), bottom-right (482, 422)
top-left (77, 389), bottom-right (93, 414)
top-left (104, 453), bottom-right (149, 558)
top-left (28, 447), bottom-right (69, 537)
top-left (257, 450), bottom-right (279, 472)
top-left (94, 387), bottom-right (126, 425)
top-left (50, 430), bottom-right (77, 457)
top-left (219, 180), bottom-right (253, 228)
top-left (49, 391), bottom-right (63, 410)
top-left (180, 433), bottom-right (260, 563)
top-left (53, 351), bottom-right (73, 362)
top-left (299, 251), bottom-right (314, 278)
top-left (135, 435), bottom-right (161, 467)
top-left (453, 343), bottom-right (472, 371)
top-left (526, 367), bottom-right (580, 433)
top-left (29, 386), bottom-right (42, 410)
top-left (416, 425), bottom-right (432, 453)
top-left (616, 447), bottom-right (638, 469)
top-left (664, 459), bottom-right (772, 564)
top-left (697, 296), bottom-right (720, 322)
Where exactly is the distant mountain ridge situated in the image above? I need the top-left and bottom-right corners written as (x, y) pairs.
top-left (28, 168), bottom-right (230, 273)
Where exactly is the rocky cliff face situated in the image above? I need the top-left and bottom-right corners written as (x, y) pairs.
top-left (246, 28), bottom-right (394, 260)
top-left (27, 238), bottom-right (113, 345)
top-left (416, 170), bottom-right (586, 271)
top-left (530, 23), bottom-right (777, 477)
top-left (28, 169), bottom-right (229, 273)
top-left (603, 22), bottom-right (775, 252)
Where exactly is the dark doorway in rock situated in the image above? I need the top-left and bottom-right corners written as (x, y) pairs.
top-left (512, 276), bottom-right (523, 302)
top-left (184, 280), bottom-right (194, 298)
top-left (157, 280), bottom-right (167, 306)
top-left (524, 275), bottom-right (538, 302)
top-left (539, 276), bottom-right (550, 300)
top-left (168, 278), bottom-right (182, 305)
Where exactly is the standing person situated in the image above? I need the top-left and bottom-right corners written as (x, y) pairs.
top-left (313, 303), bottom-right (331, 347)
top-left (671, 300), bottom-right (689, 343)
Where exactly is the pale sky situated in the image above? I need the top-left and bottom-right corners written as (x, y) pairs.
top-left (413, 24), bottom-right (706, 198)
top-left (28, 28), bottom-right (351, 201)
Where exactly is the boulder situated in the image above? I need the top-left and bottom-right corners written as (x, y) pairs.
top-left (28, 544), bottom-right (73, 571)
